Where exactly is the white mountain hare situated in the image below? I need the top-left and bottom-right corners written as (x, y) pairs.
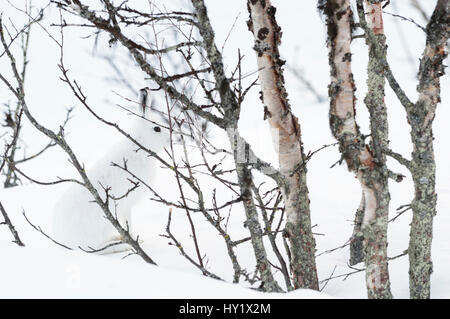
top-left (52, 89), bottom-right (170, 253)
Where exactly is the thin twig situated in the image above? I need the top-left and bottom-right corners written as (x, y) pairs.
top-left (22, 210), bottom-right (71, 249)
top-left (0, 201), bottom-right (24, 246)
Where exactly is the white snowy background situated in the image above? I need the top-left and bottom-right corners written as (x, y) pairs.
top-left (0, 0), bottom-right (448, 298)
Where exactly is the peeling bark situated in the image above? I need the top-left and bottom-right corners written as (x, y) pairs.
top-left (360, 0), bottom-right (392, 300)
top-left (353, 0), bottom-right (448, 299)
top-left (321, 0), bottom-right (392, 298)
top-left (247, 0), bottom-right (319, 290)
top-left (407, 0), bottom-right (449, 299)
top-left (192, 0), bottom-right (282, 292)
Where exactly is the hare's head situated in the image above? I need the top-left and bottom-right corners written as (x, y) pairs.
top-left (135, 87), bottom-right (171, 153)
top-left (144, 120), bottom-right (171, 153)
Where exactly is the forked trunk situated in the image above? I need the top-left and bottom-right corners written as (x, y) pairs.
top-left (321, 0), bottom-right (392, 298)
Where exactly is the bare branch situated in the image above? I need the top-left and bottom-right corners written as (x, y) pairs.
top-left (22, 210), bottom-right (70, 249)
top-left (0, 201), bottom-right (24, 246)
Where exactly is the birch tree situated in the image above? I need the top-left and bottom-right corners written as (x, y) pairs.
top-left (2, 0), bottom-right (446, 298)
top-left (405, 0), bottom-right (449, 298)
top-left (356, 0), bottom-right (449, 298)
top-left (47, 0), bottom-right (290, 291)
top-left (323, 0), bottom-right (449, 299)
top-left (247, 0), bottom-right (319, 290)
top-left (320, 0), bottom-right (392, 299)
top-left (349, 0), bottom-right (392, 268)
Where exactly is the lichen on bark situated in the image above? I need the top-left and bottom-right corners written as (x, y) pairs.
top-left (407, 0), bottom-right (448, 296)
top-left (247, 0), bottom-right (319, 290)
top-left (355, 0), bottom-right (449, 299)
top-left (321, 0), bottom-right (393, 298)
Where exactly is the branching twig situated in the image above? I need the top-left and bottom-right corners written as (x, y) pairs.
top-left (163, 208), bottom-right (222, 280)
top-left (0, 201), bottom-right (24, 246)
top-left (22, 210), bottom-right (70, 249)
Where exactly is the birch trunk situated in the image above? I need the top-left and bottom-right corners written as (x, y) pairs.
top-left (322, 0), bottom-right (392, 298)
top-left (191, 0), bottom-right (282, 292)
top-left (227, 128), bottom-right (282, 292)
top-left (355, 0), bottom-right (449, 298)
top-left (247, 0), bottom-right (319, 290)
top-left (407, 0), bottom-right (449, 299)
top-left (360, 1), bottom-right (392, 299)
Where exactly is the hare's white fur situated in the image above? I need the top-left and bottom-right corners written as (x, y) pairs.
top-left (51, 108), bottom-right (169, 253)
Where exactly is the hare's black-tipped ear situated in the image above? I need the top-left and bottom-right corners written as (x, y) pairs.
top-left (139, 87), bottom-right (151, 115)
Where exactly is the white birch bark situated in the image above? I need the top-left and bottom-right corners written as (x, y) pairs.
top-left (322, 0), bottom-right (392, 298)
top-left (247, 0), bottom-right (319, 290)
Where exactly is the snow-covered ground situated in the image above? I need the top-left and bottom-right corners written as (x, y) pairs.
top-left (0, 183), bottom-right (329, 299)
top-left (0, 0), bottom-right (448, 298)
top-left (0, 242), bottom-right (329, 299)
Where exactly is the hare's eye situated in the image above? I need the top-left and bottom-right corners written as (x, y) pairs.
top-left (153, 126), bottom-right (161, 133)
